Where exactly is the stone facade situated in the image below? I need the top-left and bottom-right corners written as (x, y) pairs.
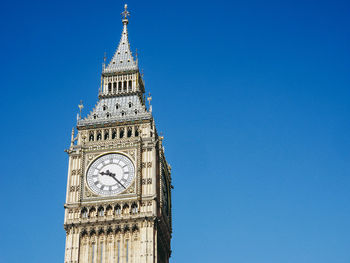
top-left (63, 5), bottom-right (172, 263)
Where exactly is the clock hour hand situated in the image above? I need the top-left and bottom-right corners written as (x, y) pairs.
top-left (100, 170), bottom-right (113, 176)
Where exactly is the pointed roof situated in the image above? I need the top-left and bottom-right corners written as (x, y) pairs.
top-left (103, 5), bottom-right (138, 74)
top-left (77, 95), bottom-right (151, 127)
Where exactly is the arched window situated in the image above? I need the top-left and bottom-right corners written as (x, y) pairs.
top-left (128, 102), bottom-right (132, 108)
top-left (108, 83), bottom-right (112, 93)
top-left (132, 225), bottom-right (138, 232)
top-left (89, 133), bottom-right (94, 141)
top-left (89, 207), bottom-right (96, 218)
top-left (134, 109), bottom-right (138, 115)
top-left (127, 128), bottom-right (132, 138)
top-left (115, 205), bottom-right (121, 215)
top-left (131, 203), bottom-right (138, 214)
top-left (98, 228), bottom-right (104, 236)
top-left (106, 205), bottom-right (113, 216)
top-left (106, 113), bottom-right (110, 118)
top-left (93, 114), bottom-right (97, 119)
top-left (118, 82), bottom-right (122, 92)
top-left (128, 80), bottom-right (132, 90)
top-left (121, 111), bottom-right (126, 117)
top-left (113, 82), bottom-right (117, 93)
top-left (81, 208), bottom-right (88, 218)
top-left (81, 230), bottom-right (88, 237)
top-left (104, 131), bottom-right (109, 140)
top-left (103, 105), bottom-right (107, 111)
top-left (122, 204), bottom-right (129, 215)
top-left (123, 81), bottom-right (127, 91)
top-left (98, 207), bottom-right (104, 217)
top-left (112, 129), bottom-right (117, 139)
top-left (116, 104), bottom-right (119, 110)
top-left (135, 128), bottom-right (139, 137)
top-left (89, 229), bottom-right (96, 236)
top-left (119, 128), bottom-right (124, 138)
top-left (106, 227), bottom-right (113, 235)
top-left (97, 132), bottom-right (102, 141)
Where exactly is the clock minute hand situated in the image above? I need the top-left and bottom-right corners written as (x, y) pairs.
top-left (109, 174), bottom-right (126, 189)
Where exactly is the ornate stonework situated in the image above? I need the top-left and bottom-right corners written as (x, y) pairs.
top-left (63, 5), bottom-right (172, 263)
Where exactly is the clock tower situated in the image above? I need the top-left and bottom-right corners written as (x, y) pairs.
top-left (63, 5), bottom-right (172, 263)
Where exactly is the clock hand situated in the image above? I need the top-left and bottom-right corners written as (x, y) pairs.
top-left (109, 174), bottom-right (126, 189)
top-left (100, 170), bottom-right (113, 176)
top-left (99, 170), bottom-right (126, 189)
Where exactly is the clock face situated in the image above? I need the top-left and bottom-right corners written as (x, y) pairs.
top-left (86, 153), bottom-right (135, 196)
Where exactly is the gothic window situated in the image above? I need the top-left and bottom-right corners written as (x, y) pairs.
top-left (93, 114), bottom-right (97, 119)
top-left (112, 129), bottom-right (117, 139)
top-left (132, 224), bottom-right (138, 232)
top-left (89, 207), bottom-right (96, 218)
top-left (118, 82), bottom-right (122, 92)
top-left (115, 205), bottom-right (121, 215)
top-left (135, 127), bottom-right (139, 137)
top-left (113, 82), bottom-right (117, 93)
top-left (106, 113), bottom-right (110, 118)
top-left (104, 131), bottom-right (109, 140)
top-left (98, 207), bottom-right (104, 217)
top-left (106, 227), bottom-right (113, 235)
top-left (97, 132), bottom-right (102, 141)
top-left (134, 109), bottom-right (138, 115)
top-left (128, 80), bottom-right (132, 90)
top-left (106, 205), bottom-right (113, 216)
top-left (90, 229), bottom-right (96, 236)
top-left (127, 127), bottom-right (132, 138)
top-left (121, 111), bottom-right (126, 117)
top-left (103, 105), bottom-right (107, 111)
top-left (128, 102), bottom-right (132, 108)
top-left (123, 81), bottom-right (127, 91)
top-left (116, 103), bottom-right (119, 110)
top-left (89, 132), bottom-right (94, 141)
top-left (119, 128), bottom-right (124, 138)
top-left (108, 83), bottom-right (112, 93)
top-left (123, 225), bottom-right (130, 233)
top-left (131, 203), bottom-right (138, 214)
top-left (81, 229), bottom-right (88, 237)
top-left (81, 208), bottom-right (88, 218)
top-left (122, 204), bottom-right (129, 215)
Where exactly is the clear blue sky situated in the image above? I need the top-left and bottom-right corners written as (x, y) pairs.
top-left (0, 0), bottom-right (349, 262)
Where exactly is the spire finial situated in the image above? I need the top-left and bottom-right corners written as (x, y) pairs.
top-left (121, 4), bottom-right (130, 24)
top-left (78, 100), bottom-right (84, 118)
top-left (147, 92), bottom-right (152, 113)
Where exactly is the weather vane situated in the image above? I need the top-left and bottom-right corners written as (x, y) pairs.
top-left (121, 4), bottom-right (130, 20)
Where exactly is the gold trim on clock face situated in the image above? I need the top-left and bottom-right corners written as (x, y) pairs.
top-left (86, 153), bottom-right (135, 196)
